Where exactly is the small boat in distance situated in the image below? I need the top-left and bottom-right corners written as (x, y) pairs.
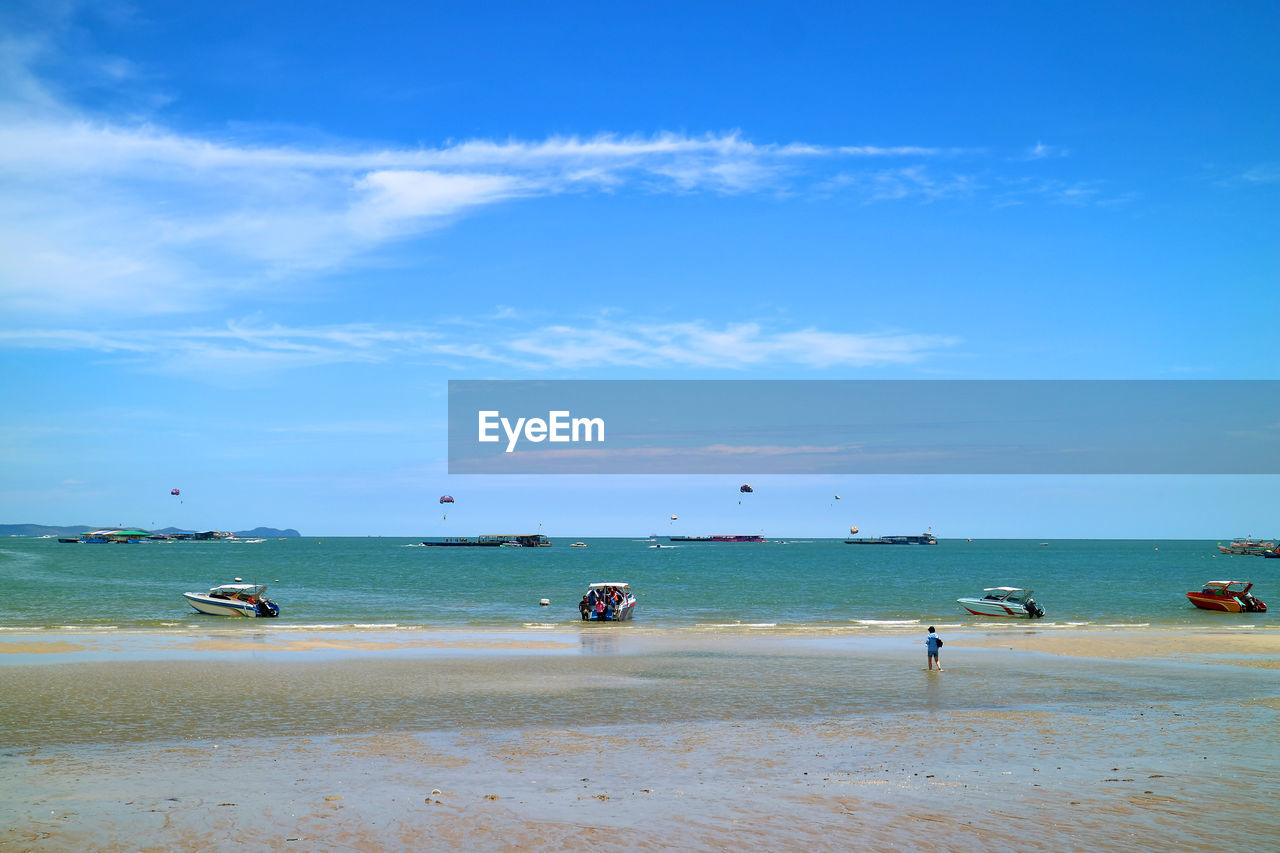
top-left (183, 582), bottom-right (280, 617)
top-left (570, 542), bottom-right (588, 548)
top-left (1216, 537), bottom-right (1277, 556)
top-left (420, 534), bottom-right (551, 547)
top-left (1186, 580), bottom-right (1267, 613)
top-left (957, 587), bottom-right (1045, 618)
top-left (845, 530), bottom-right (938, 545)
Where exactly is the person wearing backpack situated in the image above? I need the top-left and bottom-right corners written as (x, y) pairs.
top-left (925, 626), bottom-right (943, 671)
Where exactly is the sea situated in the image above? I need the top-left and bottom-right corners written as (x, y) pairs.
top-left (0, 535), bottom-right (1272, 633)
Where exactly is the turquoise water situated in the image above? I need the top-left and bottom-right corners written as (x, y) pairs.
top-left (1, 536), bottom-right (1272, 632)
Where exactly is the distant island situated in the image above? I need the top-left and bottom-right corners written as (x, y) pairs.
top-left (0, 524), bottom-right (301, 538)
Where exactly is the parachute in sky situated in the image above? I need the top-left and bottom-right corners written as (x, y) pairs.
top-left (833, 495), bottom-right (840, 500)
top-left (439, 495), bottom-right (454, 504)
top-left (850, 525), bottom-right (860, 536)
top-left (739, 484), bottom-right (753, 494)
top-left (171, 488), bottom-right (180, 496)
top-left (670, 514), bottom-right (678, 520)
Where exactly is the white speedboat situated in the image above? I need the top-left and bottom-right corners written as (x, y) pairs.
top-left (957, 587), bottom-right (1044, 618)
top-left (183, 582), bottom-right (280, 617)
top-left (581, 582), bottom-right (637, 621)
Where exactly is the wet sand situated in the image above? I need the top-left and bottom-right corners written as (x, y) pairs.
top-left (2, 628), bottom-right (1277, 851)
top-left (954, 626), bottom-right (1280, 667)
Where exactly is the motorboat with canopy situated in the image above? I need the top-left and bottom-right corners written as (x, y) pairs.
top-left (957, 587), bottom-right (1045, 618)
top-left (183, 581), bottom-right (280, 617)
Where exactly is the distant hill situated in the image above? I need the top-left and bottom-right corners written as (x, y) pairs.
top-left (151, 527), bottom-right (302, 538)
top-left (0, 524), bottom-right (93, 538)
top-left (232, 527), bottom-right (301, 538)
top-left (1, 524), bottom-right (300, 538)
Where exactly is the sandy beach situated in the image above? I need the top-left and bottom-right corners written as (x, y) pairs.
top-left (2, 628), bottom-right (1277, 851)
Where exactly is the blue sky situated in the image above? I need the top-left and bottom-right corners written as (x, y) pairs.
top-left (1, 1), bottom-right (1276, 536)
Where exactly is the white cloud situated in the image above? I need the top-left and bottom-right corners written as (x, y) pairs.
top-left (1024, 141), bottom-right (1068, 160)
top-left (0, 114), bottom-right (959, 317)
top-left (0, 36), bottom-right (1117, 320)
top-left (0, 316), bottom-right (961, 375)
top-left (1240, 163), bottom-right (1280, 184)
top-left (348, 170), bottom-right (531, 238)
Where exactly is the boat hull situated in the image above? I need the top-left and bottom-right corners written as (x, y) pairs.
top-left (183, 593), bottom-right (278, 617)
top-left (957, 598), bottom-right (1039, 618)
top-left (1185, 593), bottom-right (1266, 613)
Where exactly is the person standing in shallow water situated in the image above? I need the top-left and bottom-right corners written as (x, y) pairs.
top-left (925, 626), bottom-right (943, 671)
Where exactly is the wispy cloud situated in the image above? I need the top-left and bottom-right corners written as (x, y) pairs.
top-left (1239, 163), bottom-right (1280, 184)
top-left (0, 29), bottom-right (1131, 322)
top-left (0, 31), bottom-right (1123, 321)
top-left (0, 112), bottom-right (963, 316)
top-left (1022, 141), bottom-right (1069, 160)
top-left (833, 166), bottom-right (983, 203)
top-left (0, 316), bottom-right (961, 375)
top-left (505, 321), bottom-right (959, 369)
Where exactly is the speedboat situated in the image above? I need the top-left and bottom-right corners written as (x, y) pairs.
top-left (183, 582), bottom-right (280, 617)
top-left (1216, 537), bottom-right (1276, 556)
top-left (1186, 580), bottom-right (1267, 613)
top-left (957, 587), bottom-right (1045, 618)
top-left (582, 583), bottom-right (637, 621)
top-left (570, 542), bottom-right (588, 548)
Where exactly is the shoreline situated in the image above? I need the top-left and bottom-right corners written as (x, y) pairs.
top-left (2, 624), bottom-right (1278, 666)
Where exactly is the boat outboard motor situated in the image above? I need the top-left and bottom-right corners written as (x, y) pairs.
top-left (256, 599), bottom-right (280, 617)
top-left (1024, 599), bottom-right (1045, 618)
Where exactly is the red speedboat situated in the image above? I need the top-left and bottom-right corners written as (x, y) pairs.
top-left (1186, 581), bottom-right (1267, 613)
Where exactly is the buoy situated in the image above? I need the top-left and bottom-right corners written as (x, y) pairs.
top-left (539, 598), bottom-right (550, 606)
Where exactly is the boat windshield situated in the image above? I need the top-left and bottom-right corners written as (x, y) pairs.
top-left (981, 588), bottom-right (1029, 602)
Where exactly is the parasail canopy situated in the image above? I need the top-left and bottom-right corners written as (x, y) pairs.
top-left (850, 525), bottom-right (859, 535)
top-left (670, 514), bottom-right (678, 520)
top-left (439, 495), bottom-right (455, 504)
top-left (170, 488), bottom-right (180, 496)
top-left (739, 484), bottom-right (753, 494)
